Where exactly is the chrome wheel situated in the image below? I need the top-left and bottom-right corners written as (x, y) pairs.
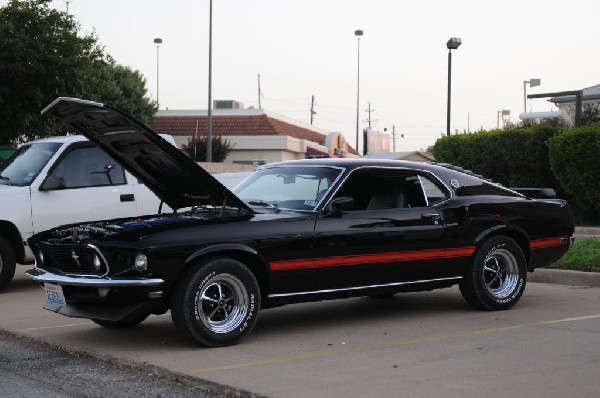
top-left (197, 273), bottom-right (249, 334)
top-left (482, 248), bottom-right (519, 299)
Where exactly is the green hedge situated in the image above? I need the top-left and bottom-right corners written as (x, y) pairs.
top-left (548, 126), bottom-right (600, 210)
top-left (431, 125), bottom-right (600, 222)
top-left (432, 126), bottom-right (561, 188)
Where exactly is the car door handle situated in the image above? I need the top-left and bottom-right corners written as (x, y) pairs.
top-left (120, 194), bottom-right (135, 202)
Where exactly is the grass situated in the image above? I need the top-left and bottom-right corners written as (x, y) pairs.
top-left (544, 239), bottom-right (600, 272)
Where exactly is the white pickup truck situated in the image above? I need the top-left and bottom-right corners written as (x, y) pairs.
top-left (0, 134), bottom-right (177, 290)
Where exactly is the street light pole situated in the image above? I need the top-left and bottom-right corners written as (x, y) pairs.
top-left (63, 0), bottom-right (73, 13)
top-left (523, 78), bottom-right (541, 113)
top-left (153, 38), bottom-right (162, 109)
top-left (497, 109), bottom-right (510, 129)
top-left (207, 0), bottom-right (213, 162)
top-left (446, 38), bottom-right (461, 136)
top-left (355, 29), bottom-right (363, 155)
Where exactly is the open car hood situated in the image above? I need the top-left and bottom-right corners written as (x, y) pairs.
top-left (42, 97), bottom-right (252, 213)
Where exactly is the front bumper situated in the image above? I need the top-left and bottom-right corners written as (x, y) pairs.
top-left (25, 267), bottom-right (164, 287)
top-left (25, 267), bottom-right (166, 322)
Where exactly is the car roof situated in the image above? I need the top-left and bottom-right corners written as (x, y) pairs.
top-left (261, 158), bottom-right (522, 197)
top-left (28, 135), bottom-right (87, 145)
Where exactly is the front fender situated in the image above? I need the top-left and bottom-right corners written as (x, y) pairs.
top-left (185, 243), bottom-right (265, 266)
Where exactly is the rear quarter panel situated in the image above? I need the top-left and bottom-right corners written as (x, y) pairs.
top-left (439, 196), bottom-right (574, 271)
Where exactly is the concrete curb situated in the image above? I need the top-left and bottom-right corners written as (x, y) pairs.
top-left (529, 269), bottom-right (600, 288)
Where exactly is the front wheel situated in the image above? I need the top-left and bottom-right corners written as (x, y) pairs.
top-left (460, 236), bottom-right (527, 311)
top-left (171, 258), bottom-right (261, 347)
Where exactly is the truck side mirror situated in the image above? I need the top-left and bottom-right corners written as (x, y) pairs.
top-left (40, 175), bottom-right (67, 191)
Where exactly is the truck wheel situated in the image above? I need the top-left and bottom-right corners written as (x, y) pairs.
top-left (91, 314), bottom-right (150, 329)
top-left (0, 236), bottom-right (16, 292)
top-left (460, 236), bottom-right (527, 311)
top-left (171, 258), bottom-right (260, 347)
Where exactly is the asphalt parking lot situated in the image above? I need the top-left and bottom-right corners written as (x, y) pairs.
top-left (2, 264), bottom-right (599, 398)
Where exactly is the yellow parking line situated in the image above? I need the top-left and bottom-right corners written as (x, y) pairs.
top-left (19, 322), bottom-right (91, 332)
top-left (185, 314), bottom-right (600, 375)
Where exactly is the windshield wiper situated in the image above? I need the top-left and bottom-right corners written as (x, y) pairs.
top-left (0, 175), bottom-right (9, 181)
top-left (246, 200), bottom-right (279, 211)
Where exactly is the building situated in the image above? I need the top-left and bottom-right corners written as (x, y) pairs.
top-left (151, 104), bottom-right (358, 164)
top-left (549, 84), bottom-right (600, 125)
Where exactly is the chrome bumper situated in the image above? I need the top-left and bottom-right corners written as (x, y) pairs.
top-left (25, 267), bottom-right (164, 288)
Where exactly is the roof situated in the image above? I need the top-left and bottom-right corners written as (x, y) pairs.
top-left (551, 84), bottom-right (600, 103)
top-left (151, 109), bottom-right (328, 145)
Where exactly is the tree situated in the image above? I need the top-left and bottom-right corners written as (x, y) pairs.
top-left (83, 62), bottom-right (156, 125)
top-left (581, 103), bottom-right (600, 126)
top-left (0, 0), bottom-right (155, 144)
top-left (182, 135), bottom-right (235, 162)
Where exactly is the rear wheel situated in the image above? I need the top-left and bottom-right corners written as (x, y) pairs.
top-left (91, 314), bottom-right (150, 329)
top-left (171, 258), bottom-right (260, 347)
top-left (0, 236), bottom-right (16, 292)
top-left (460, 236), bottom-right (527, 310)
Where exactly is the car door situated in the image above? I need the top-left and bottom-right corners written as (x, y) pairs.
top-left (31, 143), bottom-right (139, 234)
top-left (269, 167), bottom-right (452, 295)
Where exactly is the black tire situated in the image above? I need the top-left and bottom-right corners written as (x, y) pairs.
top-left (0, 235), bottom-right (16, 292)
top-left (460, 236), bottom-right (527, 311)
top-left (91, 314), bottom-right (150, 329)
top-left (171, 258), bottom-right (261, 347)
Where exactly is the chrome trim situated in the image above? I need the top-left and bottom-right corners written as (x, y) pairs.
top-left (268, 276), bottom-right (462, 298)
top-left (417, 175), bottom-right (430, 206)
top-left (25, 267), bottom-right (163, 287)
top-left (148, 291), bottom-right (163, 298)
top-left (321, 165), bottom-right (454, 212)
top-left (86, 244), bottom-right (111, 276)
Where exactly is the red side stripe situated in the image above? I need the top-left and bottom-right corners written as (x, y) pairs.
top-left (269, 246), bottom-right (475, 272)
top-left (529, 236), bottom-right (568, 250)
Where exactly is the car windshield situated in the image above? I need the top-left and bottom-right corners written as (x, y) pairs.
top-left (232, 166), bottom-right (342, 211)
top-left (0, 142), bottom-right (62, 186)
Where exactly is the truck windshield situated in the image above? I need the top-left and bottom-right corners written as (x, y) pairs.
top-left (0, 142), bottom-right (62, 187)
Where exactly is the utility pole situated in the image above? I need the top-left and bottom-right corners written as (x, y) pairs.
top-left (207, 0), bottom-right (213, 162)
top-left (392, 125), bottom-right (396, 152)
top-left (310, 95), bottom-right (317, 125)
top-left (258, 74), bottom-right (262, 109)
top-left (365, 102), bottom-right (375, 129)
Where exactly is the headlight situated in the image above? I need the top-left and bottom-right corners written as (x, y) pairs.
top-left (92, 255), bottom-right (102, 271)
top-left (133, 253), bottom-right (148, 273)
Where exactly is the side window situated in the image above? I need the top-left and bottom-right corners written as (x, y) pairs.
top-left (332, 168), bottom-right (429, 211)
top-left (418, 175), bottom-right (449, 206)
top-left (47, 146), bottom-right (126, 189)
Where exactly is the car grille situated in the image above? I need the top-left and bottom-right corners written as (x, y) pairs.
top-left (38, 242), bottom-right (107, 275)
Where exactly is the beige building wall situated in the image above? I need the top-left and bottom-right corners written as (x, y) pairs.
top-left (172, 135), bottom-right (329, 164)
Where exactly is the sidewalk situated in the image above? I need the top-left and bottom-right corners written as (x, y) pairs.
top-left (575, 226), bottom-right (600, 239)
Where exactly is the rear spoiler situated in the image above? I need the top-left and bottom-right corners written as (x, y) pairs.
top-left (510, 188), bottom-right (556, 199)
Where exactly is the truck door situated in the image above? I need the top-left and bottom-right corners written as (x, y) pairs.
top-left (31, 144), bottom-right (139, 233)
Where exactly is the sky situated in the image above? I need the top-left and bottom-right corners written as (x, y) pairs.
top-left (4, 0), bottom-right (599, 151)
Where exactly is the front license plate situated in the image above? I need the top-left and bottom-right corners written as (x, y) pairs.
top-left (45, 283), bottom-right (66, 306)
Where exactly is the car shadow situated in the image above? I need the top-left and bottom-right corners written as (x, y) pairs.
top-left (46, 289), bottom-right (472, 351)
top-left (254, 289), bottom-right (469, 335)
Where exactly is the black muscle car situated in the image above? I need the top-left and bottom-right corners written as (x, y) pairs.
top-left (26, 98), bottom-right (575, 347)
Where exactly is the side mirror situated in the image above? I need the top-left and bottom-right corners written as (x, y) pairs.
top-left (40, 175), bottom-right (66, 191)
top-left (323, 196), bottom-right (353, 217)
